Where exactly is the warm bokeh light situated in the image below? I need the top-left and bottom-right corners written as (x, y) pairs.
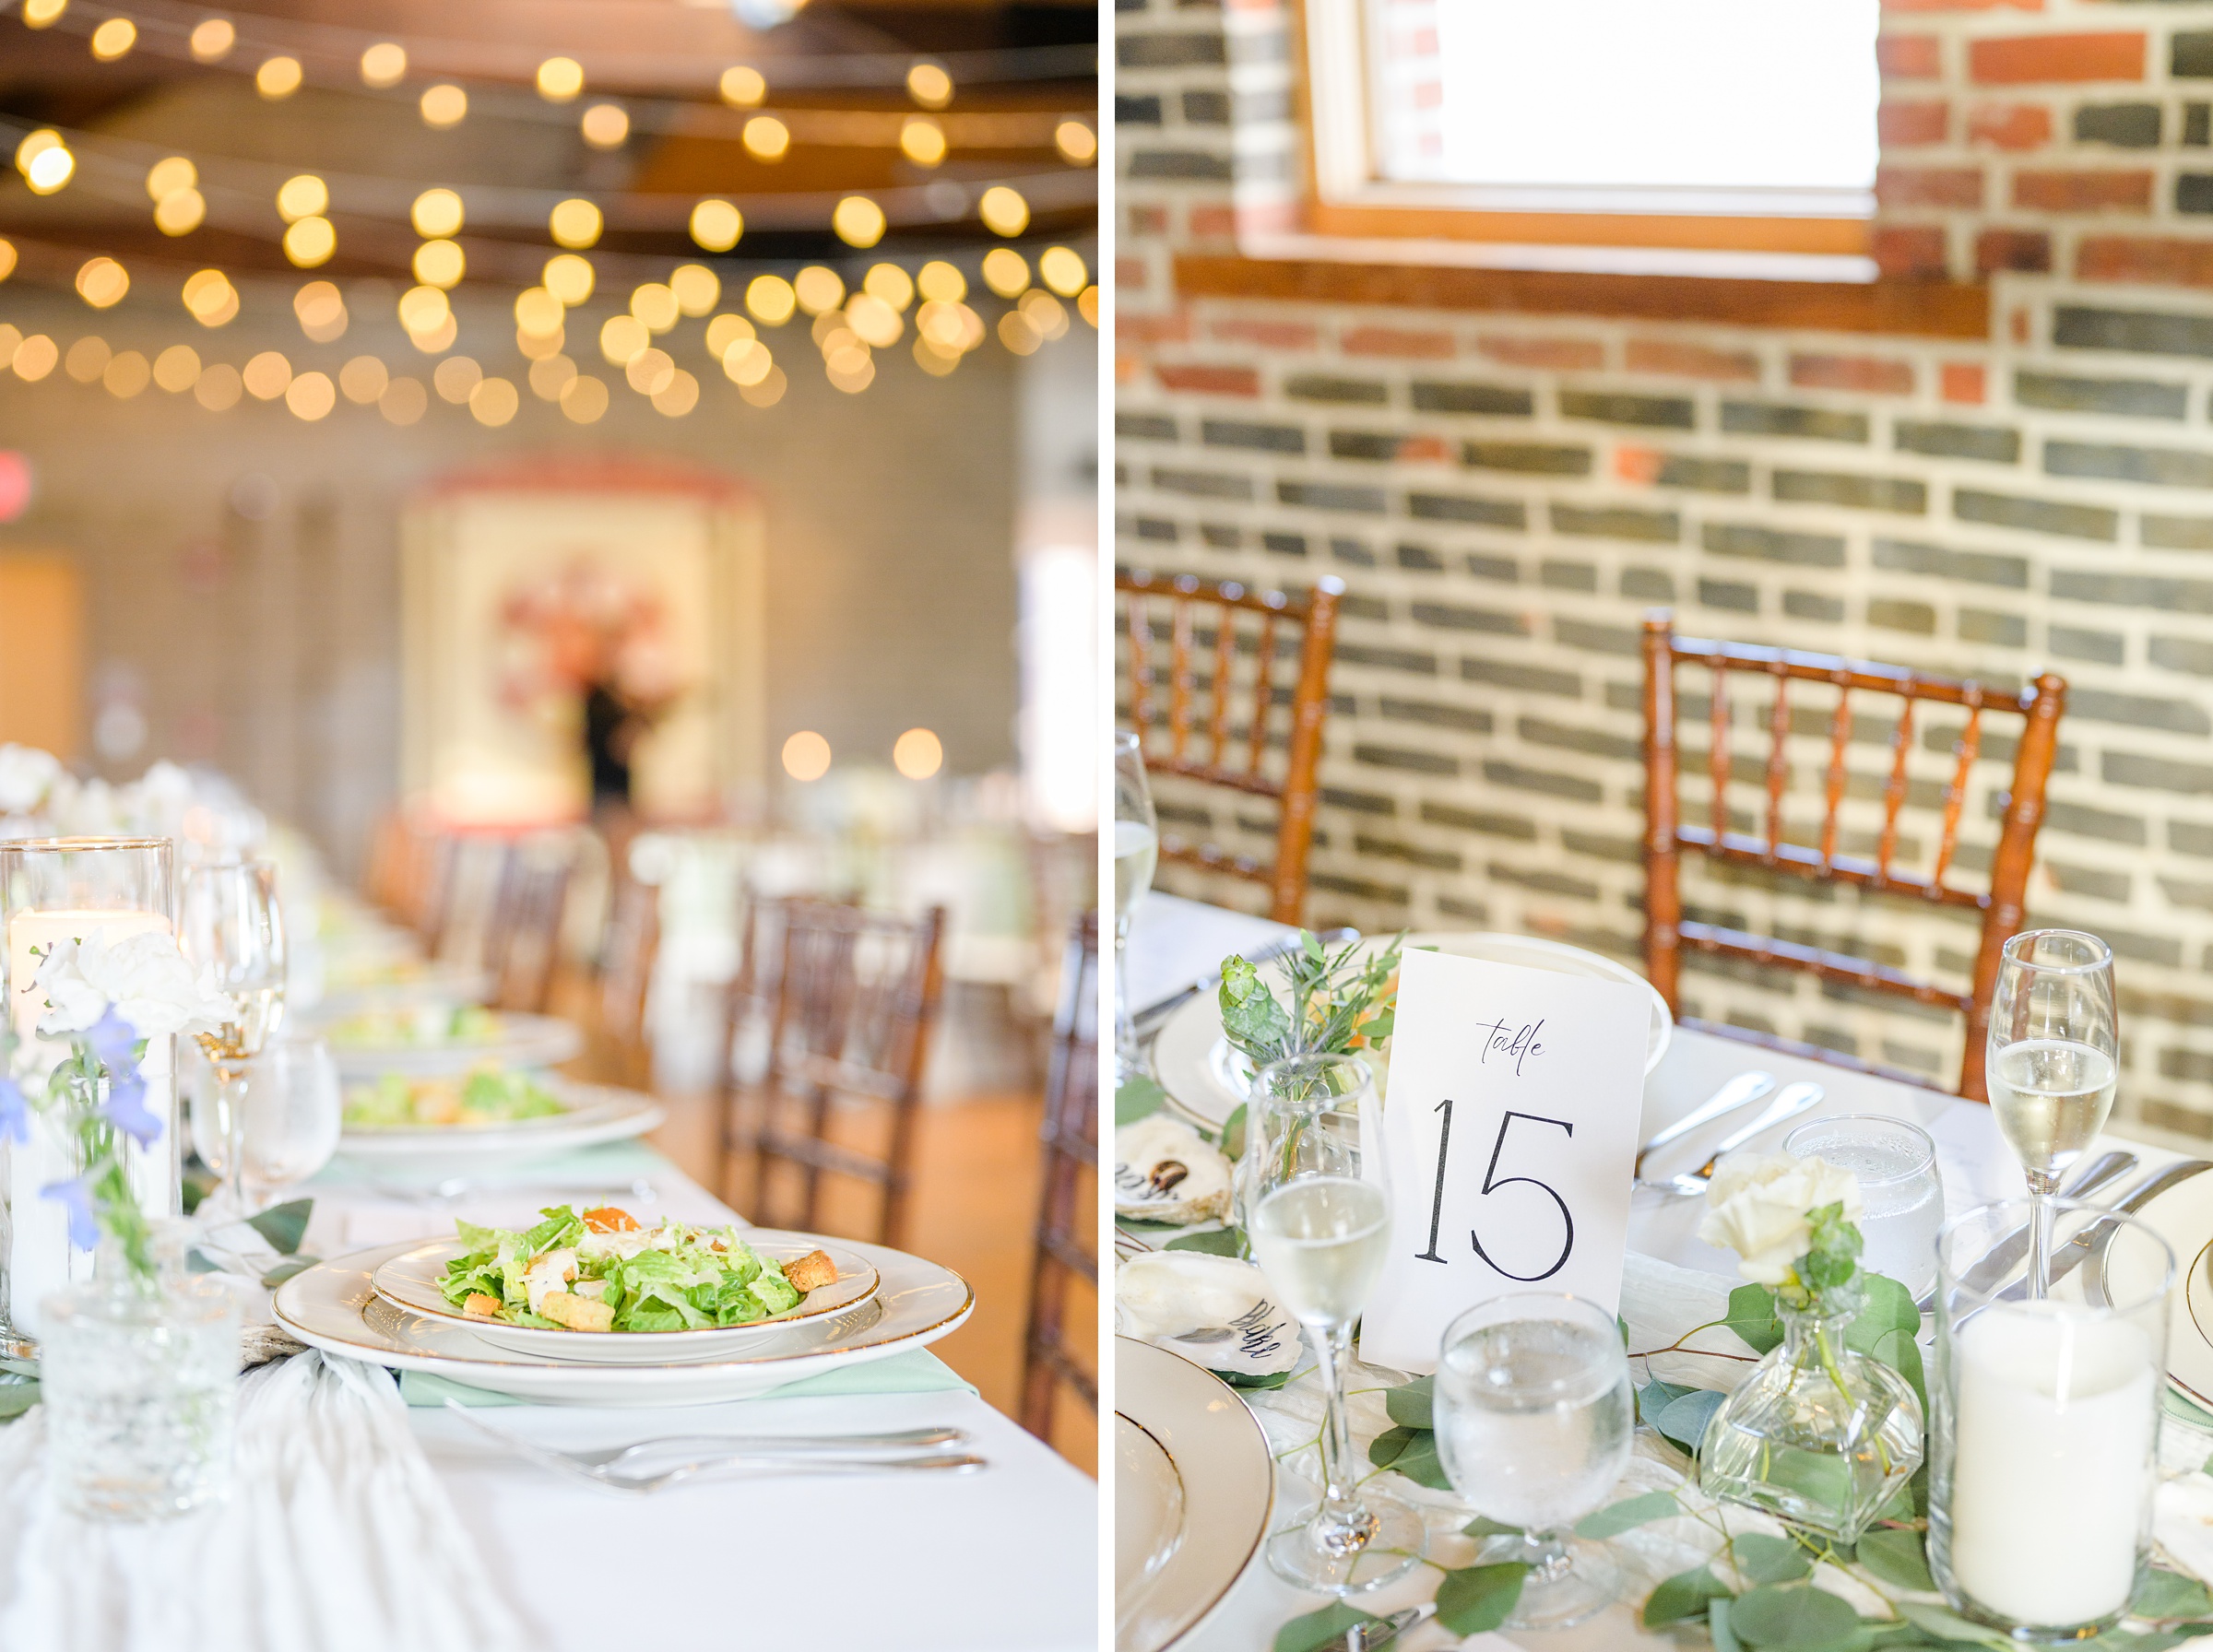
top-left (420, 84), bottom-right (467, 127)
top-left (338, 355), bottom-right (387, 404)
top-left (740, 366), bottom-right (787, 407)
top-left (21, 0), bottom-right (65, 25)
top-left (741, 117), bottom-right (789, 162)
top-left (286, 371), bottom-right (336, 420)
top-left (1055, 121), bottom-right (1097, 165)
top-left (630, 283), bottom-right (679, 334)
top-left (722, 338), bottom-right (773, 387)
top-left (154, 188), bottom-right (206, 235)
top-left (893, 727), bottom-right (943, 780)
top-left (543, 254), bottom-right (595, 306)
top-left (651, 369), bottom-right (699, 418)
top-left (90, 18), bottom-right (136, 60)
top-left (833, 196), bottom-right (886, 249)
top-left (413, 239), bottom-right (465, 288)
top-left (865, 264), bottom-right (916, 313)
top-left (536, 57), bottom-right (585, 102)
top-left (981, 247), bottom-right (1030, 298)
top-left (1018, 288), bottom-right (1069, 339)
top-left (64, 336), bottom-right (107, 384)
top-left (826, 348), bottom-right (873, 395)
top-left (782, 731), bottom-right (832, 782)
top-left (549, 198), bottom-right (602, 249)
top-left (104, 350), bottom-right (149, 397)
top-left (282, 216), bottom-right (336, 267)
top-left (380, 375), bottom-right (427, 425)
top-left (979, 186), bottom-right (1029, 238)
top-left (0, 241), bottom-right (14, 281)
top-left (997, 312), bottom-right (1039, 356)
top-left (293, 279), bottom-right (348, 341)
top-left (11, 335), bottom-right (57, 382)
top-left (277, 173), bottom-right (327, 222)
top-left (517, 324), bottom-right (562, 361)
top-left (917, 299), bottom-right (983, 354)
top-left (396, 284), bottom-right (451, 336)
top-left (845, 293), bottom-right (903, 348)
top-left (528, 353), bottom-right (574, 400)
top-left (242, 350), bottom-right (292, 400)
top-left (625, 348), bottom-right (675, 395)
top-left (76, 256), bottom-right (127, 308)
top-left (189, 18), bottom-right (234, 59)
top-left (794, 266), bottom-right (845, 315)
top-left (146, 158), bottom-right (195, 201)
top-left (256, 56), bottom-right (302, 99)
top-left (599, 314), bottom-right (648, 366)
top-left (917, 260), bottom-right (966, 303)
top-left (360, 42), bottom-right (406, 87)
top-left (690, 199), bottom-right (741, 253)
top-left (560, 374), bottom-right (609, 423)
top-left (745, 275), bottom-right (796, 325)
top-left (906, 63), bottom-right (952, 109)
top-left (469, 377), bottom-right (518, 426)
top-left (1078, 285), bottom-right (1098, 327)
top-left (899, 118), bottom-right (946, 168)
top-left (153, 344), bottom-right (200, 392)
top-left (704, 313), bottom-right (754, 357)
top-left (411, 188), bottom-right (464, 238)
top-left (194, 360), bottom-right (241, 408)
top-left (183, 268), bottom-right (238, 326)
top-left (20, 131), bottom-right (73, 195)
top-left (580, 103), bottom-right (628, 148)
top-left (669, 264), bottom-right (719, 317)
top-left (719, 65), bottom-right (766, 107)
top-left (431, 355), bottom-right (479, 403)
top-left (514, 287), bottom-right (563, 336)
top-left (1038, 246), bottom-right (1087, 297)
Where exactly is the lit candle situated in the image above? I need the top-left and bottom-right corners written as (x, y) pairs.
top-left (1946, 1300), bottom-right (2156, 1629)
top-left (5, 908), bottom-right (172, 1339)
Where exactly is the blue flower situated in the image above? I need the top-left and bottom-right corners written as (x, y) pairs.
top-left (41, 1177), bottom-right (99, 1251)
top-left (0, 1077), bottom-right (25, 1144)
top-left (98, 1068), bottom-right (161, 1147)
top-left (85, 1009), bottom-right (139, 1073)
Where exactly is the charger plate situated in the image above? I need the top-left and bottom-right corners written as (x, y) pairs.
top-left (330, 1011), bottom-right (584, 1080)
top-left (1149, 931), bottom-right (1672, 1131)
top-left (2101, 1165), bottom-right (2213, 1410)
top-left (371, 1231), bottom-right (880, 1363)
top-left (276, 1237), bottom-right (972, 1405)
top-left (1115, 1338), bottom-right (1273, 1652)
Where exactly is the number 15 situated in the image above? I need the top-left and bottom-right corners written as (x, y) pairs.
top-left (1415, 1100), bottom-right (1575, 1282)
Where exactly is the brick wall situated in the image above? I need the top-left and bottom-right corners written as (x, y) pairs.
top-left (1117, 0), bottom-right (2213, 1147)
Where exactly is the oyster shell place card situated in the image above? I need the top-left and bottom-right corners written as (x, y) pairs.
top-left (1115, 1251), bottom-right (1301, 1380)
top-left (1114, 1115), bottom-right (1233, 1226)
top-left (1360, 947), bottom-right (1649, 1374)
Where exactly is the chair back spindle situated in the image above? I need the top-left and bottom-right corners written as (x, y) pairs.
top-left (1020, 911), bottom-right (1098, 1446)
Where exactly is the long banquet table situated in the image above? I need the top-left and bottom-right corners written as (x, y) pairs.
top-left (293, 1143), bottom-right (1098, 1652)
top-left (1122, 891), bottom-right (2195, 1652)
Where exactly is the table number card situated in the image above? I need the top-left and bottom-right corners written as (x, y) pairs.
top-left (1360, 947), bottom-right (1650, 1375)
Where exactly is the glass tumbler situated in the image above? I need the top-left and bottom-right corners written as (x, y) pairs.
top-left (1782, 1114), bottom-right (1944, 1301)
top-left (1929, 1198), bottom-right (2172, 1642)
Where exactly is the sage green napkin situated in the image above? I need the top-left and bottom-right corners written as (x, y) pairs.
top-left (397, 1348), bottom-right (975, 1407)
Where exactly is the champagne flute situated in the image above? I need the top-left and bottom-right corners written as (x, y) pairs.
top-left (1112, 729), bottom-right (1158, 1082)
top-left (1434, 1293), bottom-right (1636, 1630)
top-left (1248, 1052), bottom-right (1426, 1594)
top-left (1986, 929), bottom-right (2117, 1298)
top-left (178, 858), bottom-right (286, 1220)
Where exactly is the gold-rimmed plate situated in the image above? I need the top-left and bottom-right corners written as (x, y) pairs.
top-left (2094, 1161), bottom-right (2213, 1408)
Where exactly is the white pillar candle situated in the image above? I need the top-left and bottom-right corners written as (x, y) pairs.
top-left (6, 909), bottom-right (172, 1340)
top-left (1947, 1300), bottom-right (2156, 1628)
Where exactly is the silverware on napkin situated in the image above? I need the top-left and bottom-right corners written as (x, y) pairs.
top-left (1319, 1603), bottom-right (1433, 1652)
top-left (1634, 1071), bottom-right (1777, 1185)
top-left (1990, 1157), bottom-right (2213, 1305)
top-left (1658, 1082), bottom-right (1825, 1197)
top-left (1129, 926), bottom-right (1359, 1036)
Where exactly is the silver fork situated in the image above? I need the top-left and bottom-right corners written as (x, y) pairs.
top-left (444, 1402), bottom-right (984, 1493)
top-left (1657, 1082), bottom-right (1826, 1197)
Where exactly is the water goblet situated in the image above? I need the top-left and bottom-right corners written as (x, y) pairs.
top-left (188, 1032), bottom-right (340, 1207)
top-left (1434, 1292), bottom-right (1637, 1630)
top-left (177, 858), bottom-right (286, 1218)
top-left (1248, 1051), bottom-right (1426, 1594)
top-left (1112, 730), bottom-right (1157, 1082)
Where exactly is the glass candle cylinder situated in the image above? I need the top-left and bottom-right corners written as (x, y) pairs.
top-left (0, 837), bottom-right (176, 1353)
top-left (1929, 1198), bottom-right (2172, 1641)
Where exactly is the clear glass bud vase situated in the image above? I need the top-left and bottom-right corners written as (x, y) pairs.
top-left (1698, 1288), bottom-right (1924, 1543)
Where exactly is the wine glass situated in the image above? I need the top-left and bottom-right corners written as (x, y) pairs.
top-left (178, 858), bottom-right (287, 1219)
top-left (1434, 1292), bottom-right (1636, 1630)
top-left (1986, 929), bottom-right (2117, 1298)
top-left (188, 1032), bottom-right (339, 1207)
top-left (1248, 1051), bottom-right (1426, 1594)
top-left (1112, 729), bottom-right (1157, 1082)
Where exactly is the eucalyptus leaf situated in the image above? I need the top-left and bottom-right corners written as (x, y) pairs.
top-left (184, 1248), bottom-right (220, 1274)
top-left (1435, 1562), bottom-right (1527, 1636)
top-left (245, 1198), bottom-right (313, 1257)
top-left (1575, 1491), bottom-right (1678, 1539)
top-left (1898, 1602), bottom-right (2021, 1652)
top-left (1656, 1386), bottom-right (1728, 1455)
top-left (0, 1378), bottom-right (38, 1422)
top-left (1712, 1595), bottom-right (1745, 1652)
top-left (1638, 1377), bottom-right (1693, 1429)
top-left (1272, 1601), bottom-right (1382, 1652)
top-left (1164, 1228), bottom-right (1244, 1257)
top-left (1732, 1533), bottom-right (1813, 1585)
top-left (1384, 1375), bottom-right (1434, 1432)
top-left (1222, 1103), bottom-right (1248, 1162)
top-left (1727, 1283), bottom-right (1784, 1354)
top-left (2134, 1569), bottom-right (2213, 1622)
top-left (1728, 1584), bottom-right (1858, 1648)
top-left (1216, 1367), bottom-right (1294, 1391)
top-left (1854, 1528), bottom-right (1935, 1593)
top-left (1462, 1515), bottom-right (1521, 1538)
top-left (1367, 1424), bottom-right (1450, 1490)
top-left (259, 1256), bottom-right (316, 1289)
top-left (1116, 1078), bottom-right (1168, 1126)
top-left (1644, 1565), bottom-right (1733, 1628)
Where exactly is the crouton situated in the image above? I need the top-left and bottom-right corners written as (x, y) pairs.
top-left (783, 1249), bottom-right (837, 1292)
top-left (463, 1292), bottom-right (503, 1319)
top-left (538, 1290), bottom-right (614, 1332)
top-left (582, 1206), bottom-right (640, 1233)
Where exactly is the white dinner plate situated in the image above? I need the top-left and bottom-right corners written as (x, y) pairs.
top-left (371, 1231), bottom-right (881, 1363)
top-left (1115, 1338), bottom-right (1273, 1652)
top-left (1149, 931), bottom-right (1672, 1130)
top-left (330, 1011), bottom-right (584, 1080)
top-left (335, 1078), bottom-right (664, 1173)
top-left (2100, 1165), bottom-right (2213, 1410)
top-left (275, 1237), bottom-right (973, 1405)
top-left (308, 961), bottom-right (492, 1021)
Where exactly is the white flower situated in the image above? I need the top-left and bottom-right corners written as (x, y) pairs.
top-left (32, 929), bottom-right (232, 1041)
top-left (1697, 1151), bottom-right (1864, 1286)
top-left (0, 744), bottom-right (59, 815)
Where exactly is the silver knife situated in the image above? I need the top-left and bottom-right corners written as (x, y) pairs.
top-left (1130, 926), bottom-right (1359, 1033)
top-left (1634, 1071), bottom-right (1777, 1182)
top-left (1994, 1158), bottom-right (2213, 1302)
top-left (1944, 1150), bottom-right (2137, 1304)
top-left (1323, 1603), bottom-right (1433, 1652)
top-left (1662, 1081), bottom-right (1825, 1195)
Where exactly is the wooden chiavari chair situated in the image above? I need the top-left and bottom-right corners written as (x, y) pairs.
top-left (1115, 568), bottom-right (1344, 925)
top-left (595, 867), bottom-right (660, 1090)
top-left (1021, 911), bottom-right (1097, 1445)
top-left (1642, 611), bottom-right (2068, 1101)
top-left (731, 899), bottom-right (946, 1245)
top-left (483, 834), bottom-right (577, 1014)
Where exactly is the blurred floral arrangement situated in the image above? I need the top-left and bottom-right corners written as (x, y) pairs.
top-left (0, 744), bottom-right (265, 851)
top-left (494, 558), bottom-right (689, 734)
